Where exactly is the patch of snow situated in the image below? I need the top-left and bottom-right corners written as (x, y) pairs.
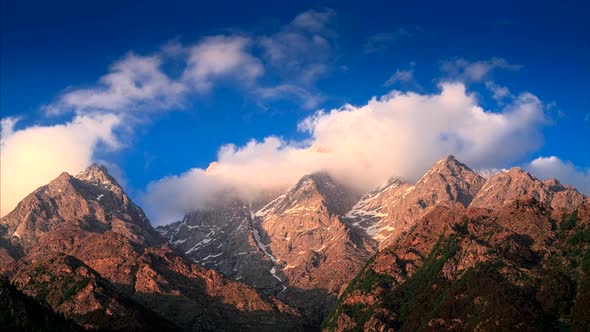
top-left (313, 244), bottom-right (327, 252)
top-left (283, 205), bottom-right (316, 214)
top-left (252, 225), bottom-right (276, 262)
top-left (172, 238), bottom-right (187, 245)
top-left (197, 252), bottom-right (223, 262)
top-left (254, 193), bottom-right (286, 218)
top-left (185, 238), bottom-right (212, 254)
top-left (270, 266), bottom-right (282, 282)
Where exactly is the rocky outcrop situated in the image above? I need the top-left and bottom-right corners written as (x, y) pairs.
top-left (470, 167), bottom-right (587, 210)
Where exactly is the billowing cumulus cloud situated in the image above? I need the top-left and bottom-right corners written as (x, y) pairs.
top-left (0, 114), bottom-right (122, 216)
top-left (142, 82), bottom-right (549, 224)
top-left (526, 156), bottom-right (590, 194)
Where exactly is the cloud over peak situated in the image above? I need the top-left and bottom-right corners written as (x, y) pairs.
top-left (142, 82), bottom-right (549, 224)
top-left (0, 114), bottom-right (122, 216)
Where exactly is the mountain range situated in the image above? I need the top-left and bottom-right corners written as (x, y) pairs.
top-left (1, 156), bottom-right (588, 330)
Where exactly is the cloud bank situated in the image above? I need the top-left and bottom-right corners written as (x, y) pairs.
top-left (142, 82), bottom-right (549, 224)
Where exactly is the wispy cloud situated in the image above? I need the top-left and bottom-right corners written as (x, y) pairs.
top-left (255, 84), bottom-right (324, 110)
top-left (183, 35), bottom-right (264, 93)
top-left (440, 57), bottom-right (522, 82)
top-left (383, 62), bottom-right (417, 87)
top-left (485, 81), bottom-right (512, 102)
top-left (260, 9), bottom-right (336, 85)
top-left (384, 69), bottom-right (414, 86)
top-left (363, 27), bottom-right (415, 54)
top-left (47, 53), bottom-right (186, 115)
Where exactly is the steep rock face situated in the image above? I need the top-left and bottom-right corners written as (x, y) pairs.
top-left (345, 156), bottom-right (486, 248)
top-left (471, 167), bottom-right (586, 210)
top-left (253, 173), bottom-right (374, 322)
top-left (0, 165), bottom-right (301, 331)
top-left (157, 201), bottom-right (281, 293)
top-left (323, 199), bottom-right (590, 331)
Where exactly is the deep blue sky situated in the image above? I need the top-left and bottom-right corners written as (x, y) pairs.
top-left (2, 0), bottom-right (589, 201)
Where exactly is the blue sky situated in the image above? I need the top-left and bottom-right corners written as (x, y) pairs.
top-left (1, 0), bottom-right (589, 223)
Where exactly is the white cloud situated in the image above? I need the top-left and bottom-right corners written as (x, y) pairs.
top-left (259, 9), bottom-right (336, 86)
top-left (526, 156), bottom-right (590, 195)
top-left (363, 28), bottom-right (414, 54)
top-left (255, 84), bottom-right (323, 109)
top-left (142, 82), bottom-right (549, 225)
top-left (384, 68), bottom-right (414, 87)
top-left (183, 35), bottom-right (264, 93)
top-left (440, 57), bottom-right (522, 82)
top-left (0, 114), bottom-right (122, 216)
top-left (50, 53), bottom-right (186, 114)
top-left (485, 81), bottom-right (512, 102)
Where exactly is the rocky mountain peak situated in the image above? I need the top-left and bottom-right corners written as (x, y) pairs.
top-left (543, 178), bottom-right (567, 191)
top-left (416, 155), bottom-right (486, 207)
top-left (427, 155), bottom-right (478, 178)
top-left (470, 167), bottom-right (586, 210)
top-left (279, 171), bottom-right (360, 216)
top-left (75, 163), bottom-right (119, 188)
